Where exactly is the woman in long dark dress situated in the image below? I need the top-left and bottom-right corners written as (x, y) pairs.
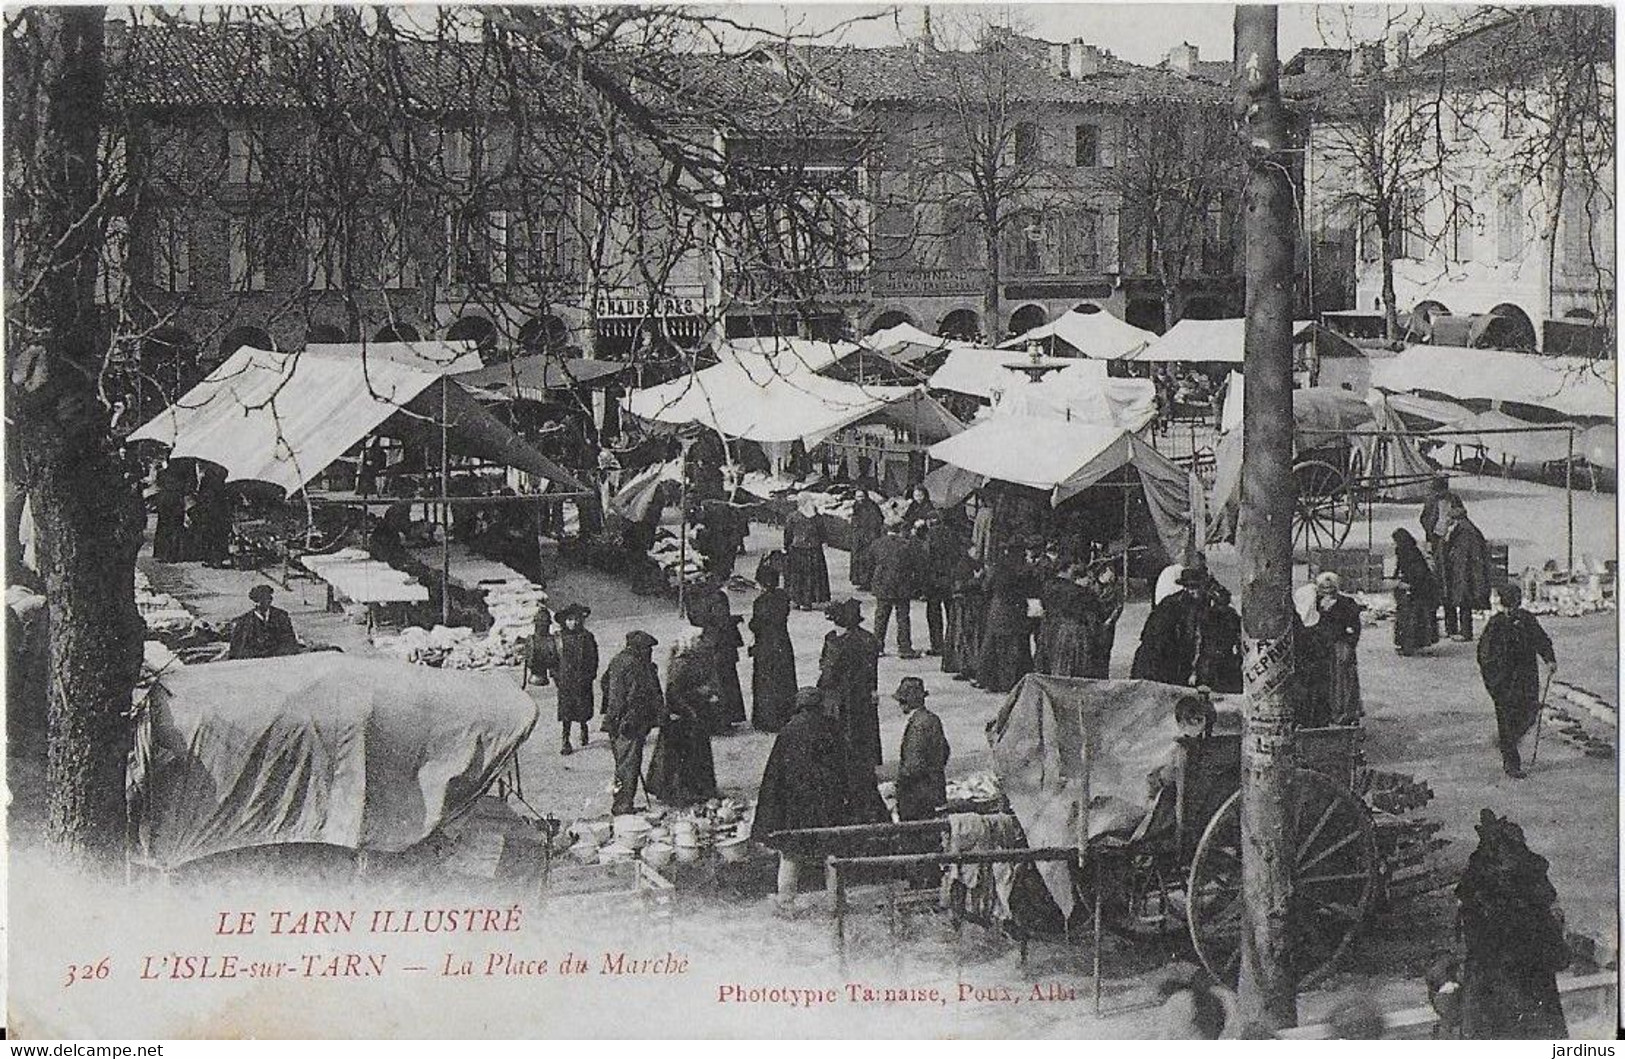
top-left (1306, 572), bottom-right (1363, 725)
top-left (1392, 528), bottom-right (1441, 655)
top-left (847, 491), bottom-right (885, 592)
top-left (151, 460), bottom-right (190, 562)
top-left (687, 584), bottom-right (745, 731)
top-left (782, 496), bottom-right (831, 609)
top-left (645, 629), bottom-right (721, 807)
top-left (748, 566), bottom-right (797, 733)
top-left (1038, 565), bottom-right (1099, 678)
top-left (1088, 562), bottom-right (1123, 679)
top-left (942, 551), bottom-right (983, 680)
top-left (977, 547), bottom-right (1035, 693)
top-left (554, 604), bottom-right (599, 754)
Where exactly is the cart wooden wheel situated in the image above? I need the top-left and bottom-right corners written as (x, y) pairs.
top-left (1293, 459), bottom-right (1356, 552)
top-left (1185, 768), bottom-right (1380, 988)
top-left (1087, 850), bottom-right (1184, 940)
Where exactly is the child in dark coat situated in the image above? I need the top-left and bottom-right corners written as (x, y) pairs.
top-left (555, 604), bottom-right (599, 755)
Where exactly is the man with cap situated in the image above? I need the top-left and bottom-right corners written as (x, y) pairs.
top-left (228, 585), bottom-right (300, 659)
top-left (751, 686), bottom-right (855, 907)
top-left (894, 677), bottom-right (950, 821)
top-left (600, 630), bottom-right (664, 814)
top-left (1131, 567), bottom-right (1208, 686)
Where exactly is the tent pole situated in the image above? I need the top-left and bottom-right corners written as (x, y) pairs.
top-left (1566, 426), bottom-right (1574, 573)
top-left (441, 381), bottom-right (451, 626)
top-left (678, 464), bottom-right (689, 618)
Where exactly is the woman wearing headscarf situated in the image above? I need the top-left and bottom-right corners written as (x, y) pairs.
top-left (782, 495), bottom-right (831, 609)
top-left (748, 565), bottom-right (797, 733)
top-left (645, 626), bottom-right (721, 807)
top-left (1306, 572), bottom-right (1363, 725)
top-left (1392, 527), bottom-right (1441, 655)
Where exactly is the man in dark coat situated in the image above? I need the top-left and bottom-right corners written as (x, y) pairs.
top-left (1441, 500), bottom-right (1492, 641)
top-left (554, 603), bottom-right (599, 754)
top-left (228, 585), bottom-right (300, 659)
top-left (868, 523), bottom-right (921, 659)
top-left (847, 490), bottom-right (885, 592)
top-left (921, 516), bottom-right (959, 656)
top-left (817, 599), bottom-right (890, 822)
top-left (1419, 475), bottom-right (1459, 579)
top-left (1130, 568), bottom-right (1207, 686)
top-left (893, 677), bottom-right (950, 821)
top-left (1194, 584), bottom-right (1244, 694)
top-left (1476, 583), bottom-right (1555, 778)
top-left (751, 686), bottom-right (855, 907)
top-left (601, 630), bottom-right (664, 814)
top-left (696, 499), bottom-right (748, 581)
top-left (152, 459), bottom-right (190, 562)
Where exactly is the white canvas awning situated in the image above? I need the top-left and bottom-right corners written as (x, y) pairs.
top-left (622, 363), bottom-right (960, 446)
top-left (928, 347), bottom-right (1073, 398)
top-left (127, 344), bottom-right (585, 493)
top-left (991, 361), bottom-right (1158, 432)
top-left (1371, 346), bottom-right (1617, 419)
top-left (928, 415), bottom-right (1192, 559)
top-left (999, 309), bottom-right (1157, 359)
top-left (1128, 318), bottom-right (1317, 363)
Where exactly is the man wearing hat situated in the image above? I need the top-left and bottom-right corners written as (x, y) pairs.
top-left (751, 686), bottom-right (855, 906)
top-left (228, 584), bottom-right (300, 659)
top-left (1131, 566), bottom-right (1208, 686)
top-left (601, 630), bottom-right (664, 814)
top-left (894, 677), bottom-right (950, 821)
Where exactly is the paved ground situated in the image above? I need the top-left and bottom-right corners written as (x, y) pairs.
top-left (127, 471), bottom-right (1617, 1032)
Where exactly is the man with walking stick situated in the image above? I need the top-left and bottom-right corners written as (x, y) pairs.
top-left (1476, 583), bottom-right (1557, 779)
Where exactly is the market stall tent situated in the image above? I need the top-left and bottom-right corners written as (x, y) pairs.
top-left (991, 361), bottom-right (1158, 432)
top-left (999, 308), bottom-right (1157, 359)
top-left (129, 654), bottom-right (538, 870)
top-left (128, 345), bottom-right (586, 493)
top-left (1128, 318), bottom-right (1317, 363)
top-left (928, 347), bottom-right (1074, 398)
top-left (460, 354), bottom-right (629, 401)
top-left (927, 415), bottom-right (1192, 560)
top-left (1371, 346), bottom-right (1616, 419)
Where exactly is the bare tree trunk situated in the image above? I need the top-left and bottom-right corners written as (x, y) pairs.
top-left (1379, 227), bottom-right (1401, 341)
top-left (1234, 5), bottom-right (1298, 1030)
top-left (983, 226), bottom-right (1002, 340)
top-left (7, 7), bottom-right (146, 868)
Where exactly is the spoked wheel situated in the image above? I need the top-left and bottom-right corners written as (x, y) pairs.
top-left (1293, 459), bottom-right (1356, 553)
top-left (1087, 850), bottom-right (1185, 940)
top-left (1186, 768), bottom-right (1380, 988)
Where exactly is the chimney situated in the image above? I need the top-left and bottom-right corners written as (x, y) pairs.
top-left (918, 6), bottom-right (935, 51)
top-left (1167, 41), bottom-right (1198, 74)
top-left (1350, 42), bottom-right (1385, 78)
top-left (1068, 39), bottom-right (1100, 79)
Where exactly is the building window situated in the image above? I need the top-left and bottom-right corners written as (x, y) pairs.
top-left (226, 129), bottom-right (261, 184)
top-left (228, 216), bottom-right (267, 291)
top-left (1561, 185), bottom-right (1598, 271)
top-left (97, 215), bottom-right (128, 305)
top-left (480, 129), bottom-right (510, 178)
top-left (1075, 124), bottom-right (1099, 167)
top-left (154, 212), bottom-right (190, 292)
top-left (441, 128), bottom-right (473, 179)
top-left (1058, 209), bottom-right (1099, 273)
top-left (1449, 185), bottom-right (1475, 263)
top-left (1204, 200), bottom-right (1230, 272)
top-left (1497, 186), bottom-right (1524, 261)
top-left (305, 215), bottom-right (346, 291)
top-left (1005, 213), bottom-right (1046, 275)
top-left (942, 205), bottom-right (979, 269)
top-left (521, 216), bottom-right (562, 281)
top-left (1502, 94), bottom-right (1526, 139)
top-left (1014, 123), bottom-right (1041, 166)
top-left (1392, 190), bottom-right (1416, 260)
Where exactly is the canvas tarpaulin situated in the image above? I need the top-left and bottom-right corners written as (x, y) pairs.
top-left (928, 347), bottom-right (1074, 398)
top-left (461, 354), bottom-right (628, 400)
top-left (1128, 318), bottom-right (1316, 363)
top-left (986, 675), bottom-right (1240, 915)
top-left (130, 654), bottom-right (538, 870)
top-left (992, 361), bottom-right (1158, 432)
top-left (624, 363), bottom-right (960, 446)
top-left (927, 416), bottom-right (1192, 560)
top-left (128, 345), bottom-right (585, 493)
top-left (1371, 346), bottom-right (1616, 419)
top-left (999, 308), bottom-right (1156, 359)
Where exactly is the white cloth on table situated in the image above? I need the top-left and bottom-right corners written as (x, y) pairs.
top-left (941, 812), bottom-right (1024, 923)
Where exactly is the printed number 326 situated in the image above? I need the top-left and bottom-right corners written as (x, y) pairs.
top-left (65, 958), bottom-right (110, 987)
